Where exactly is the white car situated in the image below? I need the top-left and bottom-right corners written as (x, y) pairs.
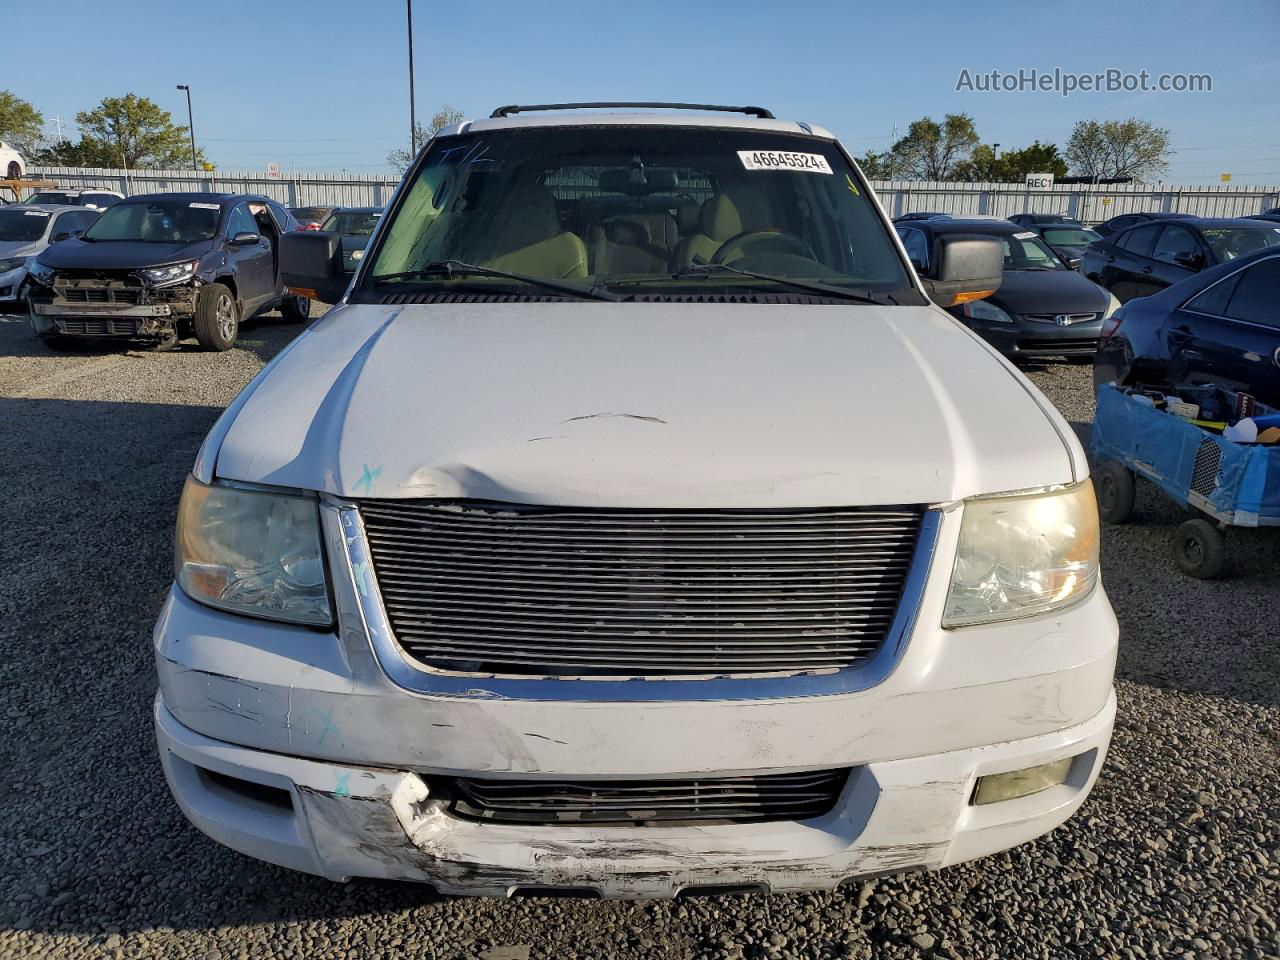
top-left (153, 103), bottom-right (1118, 898)
top-left (0, 204), bottom-right (99, 310)
top-left (0, 140), bottom-right (25, 180)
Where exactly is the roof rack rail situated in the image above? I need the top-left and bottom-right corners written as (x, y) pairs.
top-left (489, 102), bottom-right (775, 120)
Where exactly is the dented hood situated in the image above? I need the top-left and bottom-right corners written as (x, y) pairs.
top-left (212, 302), bottom-right (1081, 507)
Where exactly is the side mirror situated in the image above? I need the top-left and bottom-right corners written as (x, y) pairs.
top-left (50, 232), bottom-right (72, 242)
top-left (919, 234), bottom-right (1004, 307)
top-left (230, 231), bottom-right (261, 246)
top-left (281, 230), bottom-right (347, 304)
top-left (1173, 251), bottom-right (1204, 270)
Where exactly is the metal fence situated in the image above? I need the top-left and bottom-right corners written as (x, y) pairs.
top-left (27, 166), bottom-right (1280, 223)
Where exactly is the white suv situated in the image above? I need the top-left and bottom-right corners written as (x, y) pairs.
top-left (153, 103), bottom-right (1117, 898)
top-left (1, 140), bottom-right (26, 181)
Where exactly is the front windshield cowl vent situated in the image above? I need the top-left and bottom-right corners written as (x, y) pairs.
top-left (376, 292), bottom-right (570, 305)
top-left (629, 293), bottom-right (854, 305)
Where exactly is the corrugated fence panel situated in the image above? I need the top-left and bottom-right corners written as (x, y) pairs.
top-left (27, 167), bottom-right (1280, 224)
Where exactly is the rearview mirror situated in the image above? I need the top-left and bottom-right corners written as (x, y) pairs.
top-left (919, 234), bottom-right (1004, 307)
top-left (230, 231), bottom-right (261, 246)
top-left (281, 230), bottom-right (348, 304)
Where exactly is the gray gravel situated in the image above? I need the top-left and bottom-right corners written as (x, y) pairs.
top-left (0, 315), bottom-right (1276, 960)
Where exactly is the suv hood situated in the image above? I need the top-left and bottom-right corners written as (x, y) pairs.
top-left (211, 302), bottom-right (1082, 507)
top-left (37, 237), bottom-right (212, 270)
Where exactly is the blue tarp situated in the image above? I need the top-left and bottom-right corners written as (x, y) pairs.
top-left (1092, 385), bottom-right (1280, 527)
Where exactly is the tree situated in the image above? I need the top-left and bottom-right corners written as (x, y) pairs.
top-left (0, 90), bottom-right (44, 157)
top-left (952, 141), bottom-right (1067, 182)
top-left (72, 93), bottom-right (204, 169)
top-left (387, 105), bottom-right (466, 172)
top-left (1065, 118), bottom-right (1172, 182)
top-left (886, 114), bottom-right (980, 180)
top-left (855, 149), bottom-right (893, 181)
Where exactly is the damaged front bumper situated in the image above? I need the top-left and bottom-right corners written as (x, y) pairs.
top-left (30, 278), bottom-right (198, 339)
top-left (155, 691), bottom-right (1115, 896)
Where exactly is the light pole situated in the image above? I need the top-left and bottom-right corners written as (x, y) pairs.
top-left (176, 84), bottom-right (197, 172)
top-left (406, 0), bottom-right (418, 156)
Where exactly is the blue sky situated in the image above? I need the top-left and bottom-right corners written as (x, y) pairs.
top-left (8, 0), bottom-right (1279, 182)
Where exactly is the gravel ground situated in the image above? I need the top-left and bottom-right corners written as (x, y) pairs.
top-left (0, 313), bottom-right (1276, 960)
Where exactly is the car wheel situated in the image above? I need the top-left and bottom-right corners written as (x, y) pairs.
top-left (1172, 518), bottom-right (1226, 579)
top-left (1095, 460), bottom-right (1136, 524)
top-left (193, 283), bottom-right (239, 351)
top-left (5, 161), bottom-right (20, 179)
top-left (280, 294), bottom-right (311, 324)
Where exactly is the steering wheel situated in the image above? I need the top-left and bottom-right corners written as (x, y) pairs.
top-left (711, 228), bottom-right (814, 265)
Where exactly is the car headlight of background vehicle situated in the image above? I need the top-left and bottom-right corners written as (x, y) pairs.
top-left (175, 477), bottom-right (332, 626)
top-left (1102, 293), bottom-right (1122, 320)
top-left (140, 260), bottom-right (199, 286)
top-left (943, 482), bottom-right (1099, 628)
top-left (0, 255), bottom-right (28, 273)
top-left (961, 299), bottom-right (1015, 323)
top-left (27, 259), bottom-right (55, 286)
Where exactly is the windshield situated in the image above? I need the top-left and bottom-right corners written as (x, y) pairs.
top-left (25, 192), bottom-right (73, 205)
top-left (1201, 226), bottom-right (1280, 261)
top-left (1004, 232), bottom-right (1066, 270)
top-left (323, 211), bottom-right (381, 235)
top-left (1042, 227), bottom-right (1100, 246)
top-left (364, 126), bottom-right (913, 300)
top-left (82, 200), bottom-right (220, 243)
top-left (0, 209), bottom-right (51, 242)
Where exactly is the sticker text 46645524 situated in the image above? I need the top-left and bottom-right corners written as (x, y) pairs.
top-left (738, 150), bottom-right (833, 175)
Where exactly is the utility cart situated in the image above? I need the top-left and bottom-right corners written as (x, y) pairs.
top-left (1092, 384), bottom-right (1280, 578)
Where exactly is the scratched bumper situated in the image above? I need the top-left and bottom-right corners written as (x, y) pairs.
top-left (155, 690), bottom-right (1115, 896)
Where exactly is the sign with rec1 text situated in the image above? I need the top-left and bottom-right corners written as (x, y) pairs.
top-left (265, 162), bottom-right (282, 180)
top-left (1025, 173), bottom-right (1055, 190)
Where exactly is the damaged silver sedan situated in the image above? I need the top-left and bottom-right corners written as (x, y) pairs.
top-left (153, 103), bottom-right (1117, 898)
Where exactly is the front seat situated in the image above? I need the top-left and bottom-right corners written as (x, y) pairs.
top-left (673, 194), bottom-right (744, 268)
top-left (480, 181), bottom-right (588, 279)
top-left (590, 213), bottom-right (681, 276)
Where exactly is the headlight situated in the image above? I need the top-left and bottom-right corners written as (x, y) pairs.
top-left (27, 259), bottom-right (56, 286)
top-left (1102, 293), bottom-right (1121, 320)
top-left (0, 256), bottom-right (28, 273)
top-left (175, 476), bottom-right (332, 626)
top-left (943, 482), bottom-right (1099, 628)
top-left (140, 260), bottom-right (199, 286)
top-left (961, 299), bottom-right (1016, 323)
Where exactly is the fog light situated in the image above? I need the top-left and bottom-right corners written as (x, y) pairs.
top-left (973, 757), bottom-right (1073, 805)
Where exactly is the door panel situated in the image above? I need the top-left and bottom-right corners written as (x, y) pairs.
top-left (225, 203), bottom-right (274, 312)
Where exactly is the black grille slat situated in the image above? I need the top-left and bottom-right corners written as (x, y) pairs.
top-left (359, 499), bottom-right (921, 677)
top-left (445, 769), bottom-right (850, 825)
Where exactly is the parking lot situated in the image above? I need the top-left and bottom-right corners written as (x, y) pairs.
top-left (0, 311), bottom-right (1276, 960)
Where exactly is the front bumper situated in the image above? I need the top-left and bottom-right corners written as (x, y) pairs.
top-left (155, 690), bottom-right (1116, 896)
top-left (0, 265), bottom-right (27, 303)
top-left (153, 498), bottom-right (1119, 894)
top-left (29, 280), bottom-right (197, 338)
top-left (967, 320), bottom-right (1105, 358)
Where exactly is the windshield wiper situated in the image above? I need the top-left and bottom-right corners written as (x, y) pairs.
top-left (621, 260), bottom-right (897, 304)
top-left (372, 260), bottom-right (621, 302)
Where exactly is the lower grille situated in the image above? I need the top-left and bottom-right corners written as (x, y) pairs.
top-left (443, 769), bottom-right (851, 825)
top-left (57, 317), bottom-right (140, 336)
top-left (1018, 337), bottom-right (1099, 352)
top-left (358, 499), bottom-right (924, 677)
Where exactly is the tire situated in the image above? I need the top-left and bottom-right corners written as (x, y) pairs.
top-left (1095, 461), bottom-right (1136, 524)
top-left (280, 293), bottom-right (310, 324)
top-left (1173, 519), bottom-right (1226, 579)
top-left (5, 161), bottom-right (19, 179)
top-left (193, 283), bottom-right (239, 351)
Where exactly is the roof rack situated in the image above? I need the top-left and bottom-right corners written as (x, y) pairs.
top-left (489, 102), bottom-right (775, 120)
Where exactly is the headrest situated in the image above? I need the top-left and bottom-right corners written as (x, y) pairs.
top-left (699, 194), bottom-right (743, 241)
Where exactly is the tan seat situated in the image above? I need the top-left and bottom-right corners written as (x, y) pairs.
top-left (475, 181), bottom-right (588, 279)
top-left (589, 213), bottom-right (680, 276)
top-left (674, 194), bottom-right (750, 268)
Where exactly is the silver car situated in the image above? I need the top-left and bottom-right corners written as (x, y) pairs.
top-left (0, 204), bottom-right (100, 310)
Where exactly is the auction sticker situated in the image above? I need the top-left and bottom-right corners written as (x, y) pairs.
top-left (738, 150), bottom-right (832, 174)
top-left (24, 210), bottom-right (49, 216)
top-left (1013, 231), bottom-right (1038, 239)
top-left (189, 202), bottom-right (220, 210)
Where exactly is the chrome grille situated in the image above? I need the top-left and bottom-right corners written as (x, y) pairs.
top-left (1023, 312), bottom-right (1099, 325)
top-left (443, 769), bottom-right (851, 825)
top-left (358, 500), bottom-right (923, 677)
